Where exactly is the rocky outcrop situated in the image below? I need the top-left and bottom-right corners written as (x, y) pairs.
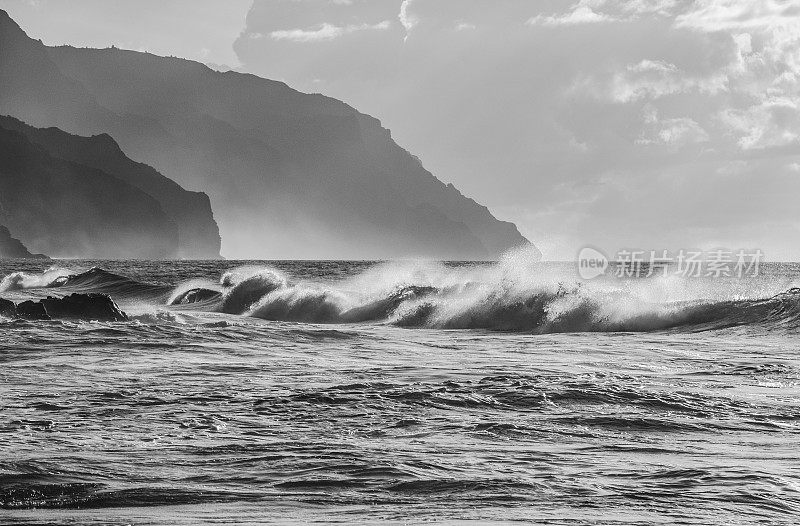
top-left (0, 293), bottom-right (128, 321)
top-left (0, 126), bottom-right (179, 259)
top-left (0, 225), bottom-right (48, 259)
top-left (0, 9), bottom-right (535, 260)
top-left (0, 297), bottom-right (15, 317)
top-left (40, 293), bottom-right (128, 321)
top-left (0, 116), bottom-right (221, 259)
top-left (16, 300), bottom-right (49, 320)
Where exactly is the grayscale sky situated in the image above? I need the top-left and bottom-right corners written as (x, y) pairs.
top-left (2, 0), bottom-right (799, 260)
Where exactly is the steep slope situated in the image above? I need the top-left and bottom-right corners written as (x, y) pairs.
top-left (0, 126), bottom-right (178, 259)
top-left (0, 116), bottom-right (221, 259)
top-left (0, 225), bottom-right (47, 259)
top-left (0, 9), bottom-right (534, 260)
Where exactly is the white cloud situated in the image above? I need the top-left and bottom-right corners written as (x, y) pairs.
top-left (675, 0), bottom-right (800, 32)
top-left (269, 21), bottom-right (391, 43)
top-left (399, 0), bottom-right (419, 32)
top-left (720, 97), bottom-right (800, 149)
top-left (637, 105), bottom-right (710, 146)
top-left (620, 0), bottom-right (679, 17)
top-left (658, 118), bottom-right (709, 144)
top-left (670, 1), bottom-right (800, 151)
top-left (528, 5), bottom-right (616, 26)
top-left (590, 59), bottom-right (729, 103)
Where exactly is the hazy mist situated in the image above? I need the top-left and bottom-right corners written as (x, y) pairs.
top-left (2, 0), bottom-right (798, 260)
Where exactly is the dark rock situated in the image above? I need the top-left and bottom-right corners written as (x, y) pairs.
top-left (3, 294), bottom-right (127, 321)
top-left (0, 297), bottom-right (16, 317)
top-left (17, 301), bottom-right (50, 320)
top-left (39, 294), bottom-right (128, 322)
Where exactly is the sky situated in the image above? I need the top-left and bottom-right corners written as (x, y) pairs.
top-left (2, 0), bottom-right (799, 260)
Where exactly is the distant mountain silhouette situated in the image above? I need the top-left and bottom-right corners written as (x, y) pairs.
top-left (0, 125), bottom-right (178, 259)
top-left (0, 116), bottom-right (221, 259)
top-left (0, 225), bottom-right (47, 259)
top-left (0, 9), bottom-right (535, 259)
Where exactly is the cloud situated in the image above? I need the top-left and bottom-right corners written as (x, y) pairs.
top-left (268, 21), bottom-right (391, 42)
top-left (620, 0), bottom-right (679, 17)
top-left (674, 0), bottom-right (800, 32)
top-left (399, 0), bottom-right (418, 32)
top-left (656, 118), bottom-right (709, 144)
top-left (670, 1), bottom-right (800, 151)
top-left (721, 97), bottom-right (800, 149)
top-left (637, 106), bottom-right (710, 146)
top-left (606, 59), bottom-right (729, 103)
top-left (527, 4), bottom-right (617, 26)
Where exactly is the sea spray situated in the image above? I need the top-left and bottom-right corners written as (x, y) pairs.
top-left (214, 247), bottom-right (800, 332)
top-left (0, 266), bottom-right (72, 292)
top-left (3, 248), bottom-right (799, 333)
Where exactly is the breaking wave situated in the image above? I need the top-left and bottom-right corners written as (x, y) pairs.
top-left (2, 249), bottom-right (799, 333)
top-left (54, 267), bottom-right (170, 302)
top-left (0, 267), bottom-right (72, 292)
top-left (234, 276), bottom-right (800, 333)
top-left (0, 267), bottom-right (171, 303)
top-left (168, 248), bottom-right (800, 333)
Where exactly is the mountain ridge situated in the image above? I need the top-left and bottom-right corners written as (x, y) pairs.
top-left (0, 125), bottom-right (179, 259)
top-left (0, 9), bottom-right (535, 260)
top-left (0, 225), bottom-right (48, 259)
top-left (0, 115), bottom-right (222, 259)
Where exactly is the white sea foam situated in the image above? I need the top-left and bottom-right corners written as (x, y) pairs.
top-left (0, 266), bottom-right (72, 292)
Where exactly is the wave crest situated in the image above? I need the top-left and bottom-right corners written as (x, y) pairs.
top-left (219, 267), bottom-right (289, 314)
top-left (212, 251), bottom-right (799, 332)
top-left (0, 267), bottom-right (71, 292)
top-left (4, 247), bottom-right (798, 333)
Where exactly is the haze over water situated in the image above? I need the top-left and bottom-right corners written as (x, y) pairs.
top-left (1, 255), bottom-right (799, 524)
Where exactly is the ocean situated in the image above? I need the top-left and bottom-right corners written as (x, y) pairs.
top-left (1, 252), bottom-right (799, 525)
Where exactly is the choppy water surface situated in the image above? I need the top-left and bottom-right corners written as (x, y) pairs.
top-left (1, 254), bottom-right (799, 524)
